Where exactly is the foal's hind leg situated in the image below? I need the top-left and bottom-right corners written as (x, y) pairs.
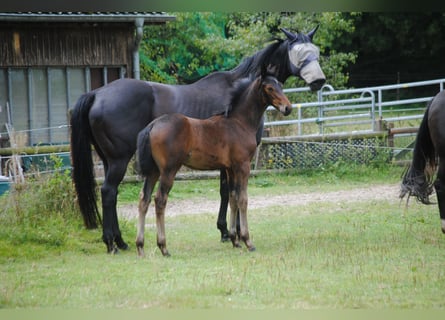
top-left (136, 171), bottom-right (159, 257)
top-left (434, 161), bottom-right (445, 233)
top-left (154, 172), bottom-right (176, 257)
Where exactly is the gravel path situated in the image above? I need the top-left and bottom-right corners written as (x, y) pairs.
top-left (118, 183), bottom-right (402, 220)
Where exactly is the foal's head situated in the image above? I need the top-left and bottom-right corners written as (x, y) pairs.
top-left (261, 75), bottom-right (292, 116)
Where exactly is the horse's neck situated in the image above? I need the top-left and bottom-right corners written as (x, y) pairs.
top-left (231, 87), bottom-right (266, 130)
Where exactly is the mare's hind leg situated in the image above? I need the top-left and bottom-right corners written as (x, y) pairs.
top-left (136, 170), bottom-right (160, 257)
top-left (101, 160), bottom-right (130, 253)
top-left (434, 160), bottom-right (445, 233)
top-left (217, 170), bottom-right (241, 242)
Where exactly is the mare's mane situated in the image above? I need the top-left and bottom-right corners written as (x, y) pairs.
top-left (231, 39), bottom-right (286, 78)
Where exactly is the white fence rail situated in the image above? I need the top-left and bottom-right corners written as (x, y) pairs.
top-left (265, 78), bottom-right (445, 136)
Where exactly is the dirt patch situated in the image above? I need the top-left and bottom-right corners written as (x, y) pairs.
top-left (118, 183), bottom-right (401, 220)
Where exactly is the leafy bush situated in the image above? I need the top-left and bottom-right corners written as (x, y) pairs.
top-left (0, 155), bottom-right (81, 252)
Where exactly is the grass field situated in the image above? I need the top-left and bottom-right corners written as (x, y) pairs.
top-left (1, 165), bottom-right (445, 309)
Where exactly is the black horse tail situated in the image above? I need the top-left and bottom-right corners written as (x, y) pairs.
top-left (400, 99), bottom-right (437, 204)
top-left (70, 92), bottom-right (102, 229)
top-left (136, 123), bottom-right (156, 177)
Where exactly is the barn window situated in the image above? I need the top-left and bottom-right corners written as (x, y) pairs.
top-left (0, 66), bottom-right (126, 146)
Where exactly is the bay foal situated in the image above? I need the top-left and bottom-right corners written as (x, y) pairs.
top-left (135, 74), bottom-right (292, 256)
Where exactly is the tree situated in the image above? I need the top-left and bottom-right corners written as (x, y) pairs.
top-left (140, 12), bottom-right (357, 90)
top-left (339, 12), bottom-right (445, 87)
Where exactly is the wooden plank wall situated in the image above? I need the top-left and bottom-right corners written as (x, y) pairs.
top-left (0, 22), bottom-right (134, 72)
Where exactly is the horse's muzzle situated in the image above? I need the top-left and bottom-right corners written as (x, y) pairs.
top-left (281, 105), bottom-right (292, 116)
top-left (309, 78), bottom-right (326, 91)
top-left (300, 60), bottom-right (326, 91)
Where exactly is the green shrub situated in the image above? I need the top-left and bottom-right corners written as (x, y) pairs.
top-left (0, 155), bottom-right (81, 253)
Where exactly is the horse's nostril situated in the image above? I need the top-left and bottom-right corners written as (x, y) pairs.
top-left (284, 106), bottom-right (292, 115)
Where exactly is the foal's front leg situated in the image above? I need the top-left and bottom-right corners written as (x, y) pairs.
top-left (228, 190), bottom-right (242, 249)
top-left (237, 186), bottom-right (256, 252)
top-left (229, 167), bottom-right (255, 251)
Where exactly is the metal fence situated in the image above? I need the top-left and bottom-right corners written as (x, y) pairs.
top-left (2, 78), bottom-right (445, 180)
top-left (265, 78), bottom-right (445, 136)
top-left (258, 78), bottom-right (445, 169)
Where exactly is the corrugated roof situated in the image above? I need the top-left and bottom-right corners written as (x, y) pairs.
top-left (0, 12), bottom-right (175, 23)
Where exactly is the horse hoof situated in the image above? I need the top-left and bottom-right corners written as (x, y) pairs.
top-left (163, 251), bottom-right (171, 257)
top-left (105, 242), bottom-right (118, 254)
top-left (137, 247), bottom-right (145, 257)
top-left (116, 238), bottom-right (129, 250)
top-left (108, 247), bottom-right (119, 255)
top-left (248, 246), bottom-right (256, 252)
top-left (221, 235), bottom-right (231, 243)
top-left (117, 242), bottom-right (129, 250)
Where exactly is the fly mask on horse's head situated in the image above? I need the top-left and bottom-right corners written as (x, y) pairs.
top-left (281, 26), bottom-right (326, 91)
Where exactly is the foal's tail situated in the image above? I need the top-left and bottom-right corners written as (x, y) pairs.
top-left (400, 100), bottom-right (437, 204)
top-left (136, 123), bottom-right (156, 177)
top-left (70, 92), bottom-right (102, 228)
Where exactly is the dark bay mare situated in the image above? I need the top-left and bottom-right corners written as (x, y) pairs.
top-left (70, 27), bottom-right (326, 253)
top-left (400, 90), bottom-right (445, 233)
top-left (135, 74), bottom-right (292, 256)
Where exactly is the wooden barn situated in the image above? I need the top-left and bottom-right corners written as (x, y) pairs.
top-left (0, 12), bottom-right (175, 147)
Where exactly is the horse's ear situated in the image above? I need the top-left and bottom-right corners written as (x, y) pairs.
top-left (261, 64), bottom-right (276, 79)
top-left (280, 28), bottom-right (297, 41)
top-left (307, 25), bottom-right (319, 41)
top-left (266, 64), bottom-right (278, 76)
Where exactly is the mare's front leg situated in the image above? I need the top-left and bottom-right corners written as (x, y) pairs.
top-left (434, 160), bottom-right (445, 233)
top-left (154, 172), bottom-right (176, 257)
top-left (136, 171), bottom-right (159, 257)
top-left (217, 169), bottom-right (231, 242)
top-left (101, 160), bottom-right (130, 253)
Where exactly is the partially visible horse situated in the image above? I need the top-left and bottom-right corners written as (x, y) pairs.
top-left (400, 90), bottom-right (445, 233)
top-left (135, 73), bottom-right (292, 256)
top-left (70, 27), bottom-right (326, 253)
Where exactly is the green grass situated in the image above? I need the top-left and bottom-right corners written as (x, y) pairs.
top-left (1, 165), bottom-right (445, 309)
top-left (1, 199), bottom-right (444, 308)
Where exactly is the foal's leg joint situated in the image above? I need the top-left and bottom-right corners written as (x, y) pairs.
top-left (136, 241), bottom-right (145, 257)
top-left (229, 232), bottom-right (241, 248)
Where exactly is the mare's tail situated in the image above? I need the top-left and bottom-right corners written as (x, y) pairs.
top-left (400, 100), bottom-right (437, 204)
top-left (136, 123), bottom-right (156, 177)
top-left (70, 92), bottom-right (102, 228)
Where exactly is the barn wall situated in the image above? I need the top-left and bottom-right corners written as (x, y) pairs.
top-left (0, 21), bottom-right (136, 146)
top-left (0, 22), bottom-right (134, 73)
